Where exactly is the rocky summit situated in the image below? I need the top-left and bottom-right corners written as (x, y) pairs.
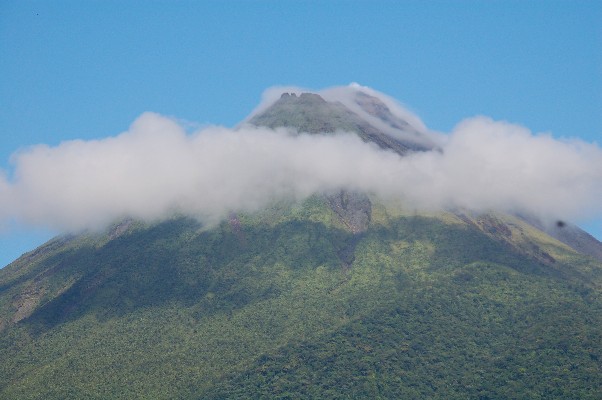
top-left (249, 91), bottom-right (433, 154)
top-left (0, 88), bottom-right (601, 399)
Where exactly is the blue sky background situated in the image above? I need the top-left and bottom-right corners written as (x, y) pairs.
top-left (1, 0), bottom-right (601, 267)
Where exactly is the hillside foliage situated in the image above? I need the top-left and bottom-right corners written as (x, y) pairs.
top-left (0, 196), bottom-right (600, 399)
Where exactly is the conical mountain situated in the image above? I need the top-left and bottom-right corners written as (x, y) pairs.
top-left (0, 89), bottom-right (601, 399)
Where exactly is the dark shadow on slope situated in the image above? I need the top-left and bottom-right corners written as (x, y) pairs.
top-left (21, 217), bottom-right (357, 334)
top-left (0, 235), bottom-right (79, 293)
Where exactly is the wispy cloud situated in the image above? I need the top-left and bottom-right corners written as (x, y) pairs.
top-left (1, 85), bottom-right (601, 232)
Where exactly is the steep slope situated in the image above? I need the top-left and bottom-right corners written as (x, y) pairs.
top-left (0, 89), bottom-right (601, 399)
top-left (518, 215), bottom-right (602, 263)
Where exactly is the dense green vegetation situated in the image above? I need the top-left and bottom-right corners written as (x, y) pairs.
top-left (0, 196), bottom-right (600, 399)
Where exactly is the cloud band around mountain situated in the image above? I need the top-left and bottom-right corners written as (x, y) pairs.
top-left (1, 86), bottom-right (601, 232)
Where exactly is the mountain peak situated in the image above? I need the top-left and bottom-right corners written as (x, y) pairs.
top-left (279, 92), bottom-right (326, 102)
top-left (249, 89), bottom-right (433, 155)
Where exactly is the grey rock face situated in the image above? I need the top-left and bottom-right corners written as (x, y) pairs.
top-left (326, 190), bottom-right (372, 234)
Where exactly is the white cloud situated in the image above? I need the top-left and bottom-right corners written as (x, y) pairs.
top-left (395, 117), bottom-right (602, 221)
top-left (1, 87), bottom-right (601, 233)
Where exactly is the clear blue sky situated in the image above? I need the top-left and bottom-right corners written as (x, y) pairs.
top-left (1, 0), bottom-right (601, 267)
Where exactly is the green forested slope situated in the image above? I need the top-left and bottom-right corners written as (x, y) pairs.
top-left (0, 196), bottom-right (600, 399)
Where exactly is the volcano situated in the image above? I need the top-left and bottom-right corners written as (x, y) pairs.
top-left (1, 87), bottom-right (601, 399)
